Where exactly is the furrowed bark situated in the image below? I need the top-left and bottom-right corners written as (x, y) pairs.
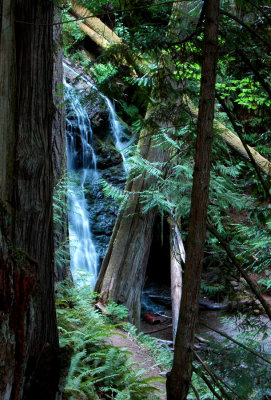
top-left (52, 6), bottom-right (71, 283)
top-left (74, 7), bottom-right (271, 176)
top-left (69, 2), bottom-right (121, 45)
top-left (95, 4), bottom-right (185, 327)
top-left (0, 1), bottom-right (65, 398)
top-left (167, 1), bottom-right (220, 398)
top-left (170, 219), bottom-right (184, 342)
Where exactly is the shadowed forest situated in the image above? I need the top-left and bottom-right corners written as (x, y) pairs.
top-left (1, 1), bottom-right (271, 399)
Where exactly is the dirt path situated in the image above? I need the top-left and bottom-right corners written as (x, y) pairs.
top-left (107, 328), bottom-right (167, 399)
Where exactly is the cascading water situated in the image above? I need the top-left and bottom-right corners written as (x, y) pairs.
top-left (64, 61), bottom-right (129, 286)
top-left (103, 97), bottom-right (129, 172)
top-left (64, 73), bottom-right (99, 287)
top-left (64, 62), bottom-right (130, 168)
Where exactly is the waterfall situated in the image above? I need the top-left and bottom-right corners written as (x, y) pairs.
top-left (64, 61), bottom-right (130, 168)
top-left (64, 61), bottom-right (128, 286)
top-left (64, 74), bottom-right (98, 287)
top-left (103, 97), bottom-right (129, 172)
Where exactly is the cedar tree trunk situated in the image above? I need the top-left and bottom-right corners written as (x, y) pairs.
top-left (95, 4), bottom-right (185, 327)
top-left (52, 6), bottom-right (71, 283)
top-left (166, 1), bottom-right (220, 399)
top-left (0, 1), bottom-right (63, 398)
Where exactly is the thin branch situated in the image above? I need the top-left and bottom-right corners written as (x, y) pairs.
top-left (237, 49), bottom-right (271, 100)
top-left (201, 321), bottom-right (271, 365)
top-left (207, 223), bottom-right (271, 322)
top-left (15, 0), bottom-right (186, 26)
top-left (245, 0), bottom-right (271, 25)
top-left (216, 93), bottom-right (271, 200)
top-left (143, 324), bottom-right (172, 335)
top-left (191, 383), bottom-right (200, 400)
top-left (167, 2), bottom-right (206, 47)
top-left (192, 366), bottom-right (224, 400)
top-left (220, 10), bottom-right (271, 50)
top-left (193, 351), bottom-right (243, 400)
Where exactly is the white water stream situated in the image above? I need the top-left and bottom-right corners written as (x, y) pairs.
top-left (64, 62), bottom-right (128, 287)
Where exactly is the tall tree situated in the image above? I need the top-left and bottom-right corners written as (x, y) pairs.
top-left (166, 1), bottom-right (220, 399)
top-left (95, 3), bottom-right (186, 326)
top-left (0, 1), bottom-right (63, 398)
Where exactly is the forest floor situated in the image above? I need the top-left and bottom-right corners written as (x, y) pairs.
top-left (106, 276), bottom-right (271, 400)
top-left (107, 328), bottom-right (167, 399)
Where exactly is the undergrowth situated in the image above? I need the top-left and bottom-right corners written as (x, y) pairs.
top-left (56, 283), bottom-right (163, 399)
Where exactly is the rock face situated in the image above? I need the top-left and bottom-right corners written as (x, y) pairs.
top-left (85, 162), bottom-right (126, 266)
top-left (64, 59), bottom-right (127, 271)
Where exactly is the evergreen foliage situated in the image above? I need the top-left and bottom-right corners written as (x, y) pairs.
top-left (56, 283), bottom-right (163, 399)
top-left (59, 0), bottom-right (271, 398)
top-left (198, 325), bottom-right (271, 400)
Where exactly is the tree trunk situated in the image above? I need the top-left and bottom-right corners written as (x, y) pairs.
top-left (170, 219), bottom-right (185, 342)
top-left (52, 6), bottom-right (71, 283)
top-left (74, 7), bottom-right (271, 176)
top-left (187, 98), bottom-right (271, 176)
top-left (69, 3), bottom-right (121, 45)
top-left (167, 1), bottom-right (220, 399)
top-left (0, 1), bottom-right (64, 398)
top-left (95, 4), bottom-right (185, 327)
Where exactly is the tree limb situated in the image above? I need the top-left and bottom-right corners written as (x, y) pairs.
top-left (193, 351), bottom-right (243, 400)
top-left (192, 366), bottom-right (224, 400)
top-left (207, 223), bottom-right (271, 322)
top-left (201, 321), bottom-right (271, 365)
top-left (186, 97), bottom-right (271, 176)
top-left (216, 93), bottom-right (270, 199)
top-left (220, 10), bottom-right (271, 50)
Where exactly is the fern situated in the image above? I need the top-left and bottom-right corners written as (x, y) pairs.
top-left (57, 283), bottom-right (162, 399)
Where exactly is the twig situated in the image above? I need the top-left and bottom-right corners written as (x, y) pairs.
top-left (155, 312), bottom-right (172, 319)
top-left (191, 383), bottom-right (200, 400)
top-left (201, 321), bottom-right (271, 365)
top-left (192, 366), bottom-right (223, 400)
top-left (193, 351), bottom-right (242, 400)
top-left (207, 223), bottom-right (271, 322)
top-left (220, 10), bottom-right (271, 50)
top-left (143, 324), bottom-right (172, 335)
top-left (216, 93), bottom-right (270, 200)
top-left (155, 339), bottom-right (174, 346)
top-left (195, 335), bottom-right (209, 344)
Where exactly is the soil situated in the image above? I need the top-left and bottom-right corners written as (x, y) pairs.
top-left (106, 277), bottom-right (271, 400)
top-left (107, 328), bottom-right (167, 399)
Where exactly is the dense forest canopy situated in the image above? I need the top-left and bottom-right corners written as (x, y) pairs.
top-left (0, 0), bottom-right (271, 399)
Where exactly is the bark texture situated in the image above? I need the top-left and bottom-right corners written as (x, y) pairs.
top-left (187, 98), bottom-right (271, 176)
top-left (0, 0), bottom-right (16, 206)
top-left (52, 7), bottom-right (71, 283)
top-left (0, 1), bottom-right (64, 398)
top-left (95, 5), bottom-right (185, 327)
top-left (167, 1), bottom-right (220, 399)
top-left (74, 6), bottom-right (271, 175)
top-left (170, 220), bottom-right (185, 342)
top-left (69, 2), bottom-right (121, 46)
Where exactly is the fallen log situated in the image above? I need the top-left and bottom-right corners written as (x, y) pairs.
top-left (69, 3), bottom-right (121, 45)
top-left (187, 98), bottom-right (271, 176)
top-left (72, 9), bottom-right (271, 176)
